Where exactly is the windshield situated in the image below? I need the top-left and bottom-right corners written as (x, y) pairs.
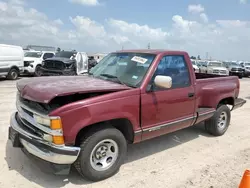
top-left (230, 62), bottom-right (238, 66)
top-left (245, 63), bottom-right (250, 66)
top-left (208, 62), bottom-right (224, 67)
top-left (55, 51), bottom-right (77, 59)
top-left (191, 60), bottom-right (196, 65)
top-left (89, 52), bottom-right (156, 88)
top-left (24, 52), bottom-right (42, 58)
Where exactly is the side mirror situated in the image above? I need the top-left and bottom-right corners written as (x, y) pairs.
top-left (154, 75), bottom-right (172, 89)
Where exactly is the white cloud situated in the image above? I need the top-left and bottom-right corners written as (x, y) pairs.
top-left (54, 19), bottom-right (64, 25)
top-left (70, 16), bottom-right (106, 37)
top-left (200, 13), bottom-right (209, 23)
top-left (0, 1), bottom-right (250, 60)
top-left (188, 4), bottom-right (205, 14)
top-left (107, 18), bottom-right (169, 41)
top-left (69, 0), bottom-right (99, 6)
top-left (240, 0), bottom-right (247, 4)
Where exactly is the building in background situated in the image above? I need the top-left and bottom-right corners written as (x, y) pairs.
top-left (23, 45), bottom-right (56, 52)
top-left (87, 53), bottom-right (108, 62)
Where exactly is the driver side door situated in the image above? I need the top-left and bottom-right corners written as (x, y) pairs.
top-left (141, 55), bottom-right (196, 141)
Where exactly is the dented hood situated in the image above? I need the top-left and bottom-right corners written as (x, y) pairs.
top-left (17, 75), bottom-right (131, 103)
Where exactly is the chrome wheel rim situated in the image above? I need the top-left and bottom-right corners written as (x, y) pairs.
top-left (90, 139), bottom-right (119, 171)
top-left (217, 111), bottom-right (227, 129)
top-left (11, 71), bottom-right (17, 79)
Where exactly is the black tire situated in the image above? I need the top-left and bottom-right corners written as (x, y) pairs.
top-left (74, 127), bottom-right (127, 182)
top-left (34, 65), bottom-right (43, 77)
top-left (239, 75), bottom-right (243, 79)
top-left (7, 68), bottom-right (19, 80)
top-left (205, 105), bottom-right (231, 136)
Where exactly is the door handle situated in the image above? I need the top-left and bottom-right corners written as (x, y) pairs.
top-left (188, 93), bottom-right (194, 98)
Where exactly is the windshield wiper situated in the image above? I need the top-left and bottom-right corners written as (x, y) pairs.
top-left (100, 73), bottom-right (117, 78)
top-left (99, 73), bottom-right (137, 88)
top-left (100, 74), bottom-right (127, 86)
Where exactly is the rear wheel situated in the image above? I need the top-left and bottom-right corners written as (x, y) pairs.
top-left (74, 127), bottom-right (127, 182)
top-left (7, 68), bottom-right (19, 80)
top-left (205, 105), bottom-right (231, 136)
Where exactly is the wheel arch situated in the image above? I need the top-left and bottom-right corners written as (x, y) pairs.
top-left (217, 97), bottom-right (234, 109)
top-left (9, 65), bottom-right (20, 72)
top-left (74, 118), bottom-right (135, 146)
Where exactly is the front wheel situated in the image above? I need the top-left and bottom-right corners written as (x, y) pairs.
top-left (74, 127), bottom-right (127, 182)
top-left (34, 65), bottom-right (43, 77)
top-left (7, 68), bottom-right (19, 80)
top-left (205, 105), bottom-right (231, 136)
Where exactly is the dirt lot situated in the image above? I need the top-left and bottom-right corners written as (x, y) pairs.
top-left (0, 77), bottom-right (249, 188)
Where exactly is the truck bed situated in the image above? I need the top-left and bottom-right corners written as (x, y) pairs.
top-left (195, 72), bottom-right (229, 79)
top-left (194, 73), bottom-right (240, 109)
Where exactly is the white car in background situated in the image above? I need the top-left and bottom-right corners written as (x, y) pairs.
top-left (23, 51), bottom-right (55, 76)
top-left (239, 61), bottom-right (250, 77)
top-left (191, 59), bottom-right (200, 73)
top-left (0, 44), bottom-right (24, 80)
top-left (202, 61), bottom-right (229, 75)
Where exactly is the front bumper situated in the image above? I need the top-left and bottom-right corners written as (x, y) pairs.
top-left (40, 67), bottom-right (76, 76)
top-left (22, 66), bottom-right (35, 74)
top-left (230, 70), bottom-right (243, 74)
top-left (8, 112), bottom-right (80, 165)
top-left (244, 70), bottom-right (250, 76)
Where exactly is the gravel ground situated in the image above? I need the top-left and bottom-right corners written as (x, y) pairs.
top-left (0, 77), bottom-right (249, 188)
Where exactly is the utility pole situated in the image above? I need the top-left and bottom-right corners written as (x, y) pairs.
top-left (122, 46), bottom-right (124, 50)
top-left (147, 43), bottom-right (150, 49)
top-left (206, 52), bottom-right (208, 60)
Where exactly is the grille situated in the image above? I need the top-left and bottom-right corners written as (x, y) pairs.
top-left (16, 93), bottom-right (48, 139)
top-left (220, 70), bottom-right (227, 74)
top-left (16, 113), bottom-right (43, 137)
top-left (43, 60), bottom-right (65, 70)
top-left (232, 68), bottom-right (242, 71)
top-left (213, 70), bottom-right (227, 74)
top-left (24, 61), bottom-right (30, 67)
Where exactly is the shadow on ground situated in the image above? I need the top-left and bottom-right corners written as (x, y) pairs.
top-left (0, 75), bottom-right (33, 82)
top-left (5, 123), bottom-right (212, 187)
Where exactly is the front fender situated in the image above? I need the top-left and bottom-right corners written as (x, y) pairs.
top-left (52, 94), bottom-right (140, 144)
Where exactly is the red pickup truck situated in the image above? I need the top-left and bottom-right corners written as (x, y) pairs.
top-left (8, 50), bottom-right (246, 181)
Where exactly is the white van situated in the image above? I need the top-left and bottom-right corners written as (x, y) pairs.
top-left (0, 44), bottom-right (24, 80)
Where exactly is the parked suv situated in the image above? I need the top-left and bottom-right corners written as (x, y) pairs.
top-left (239, 61), bottom-right (250, 77)
top-left (40, 50), bottom-right (89, 76)
top-left (200, 61), bottom-right (229, 75)
top-left (223, 61), bottom-right (244, 78)
top-left (23, 51), bottom-right (55, 76)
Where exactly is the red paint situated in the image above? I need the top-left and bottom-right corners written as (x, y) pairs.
top-left (17, 50), bottom-right (242, 145)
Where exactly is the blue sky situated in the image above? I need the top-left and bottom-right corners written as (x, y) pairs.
top-left (27, 0), bottom-right (250, 28)
top-left (0, 0), bottom-right (250, 60)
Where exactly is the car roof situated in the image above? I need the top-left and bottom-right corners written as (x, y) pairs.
top-left (115, 49), bottom-right (187, 55)
top-left (25, 51), bottom-right (55, 53)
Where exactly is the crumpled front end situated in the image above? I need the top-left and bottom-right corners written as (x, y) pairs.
top-left (8, 92), bottom-right (81, 174)
top-left (41, 60), bottom-right (76, 76)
